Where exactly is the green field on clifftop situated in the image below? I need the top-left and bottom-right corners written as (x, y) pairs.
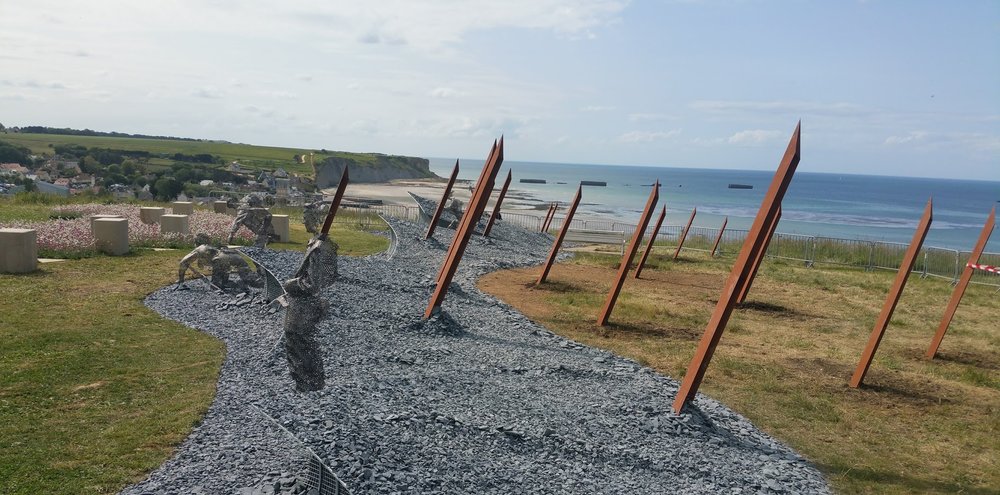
top-left (1, 132), bottom-right (419, 177)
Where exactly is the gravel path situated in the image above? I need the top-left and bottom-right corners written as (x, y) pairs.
top-left (122, 216), bottom-right (831, 495)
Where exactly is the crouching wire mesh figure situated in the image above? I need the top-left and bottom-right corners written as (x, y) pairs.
top-left (177, 233), bottom-right (262, 292)
top-left (282, 233), bottom-right (338, 392)
top-left (227, 194), bottom-right (277, 247)
top-left (303, 200), bottom-right (329, 234)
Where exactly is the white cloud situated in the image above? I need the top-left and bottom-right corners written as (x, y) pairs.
top-left (618, 129), bottom-right (681, 143)
top-left (258, 90), bottom-right (298, 99)
top-left (692, 100), bottom-right (871, 117)
top-left (628, 113), bottom-right (675, 122)
top-left (403, 116), bottom-right (533, 139)
top-left (581, 105), bottom-right (616, 112)
top-left (429, 87), bottom-right (460, 98)
top-left (727, 129), bottom-right (784, 146)
top-left (884, 131), bottom-right (929, 145)
top-left (885, 131), bottom-right (1000, 152)
top-left (192, 87), bottom-right (224, 99)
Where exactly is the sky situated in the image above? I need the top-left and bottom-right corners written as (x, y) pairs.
top-left (0, 0), bottom-right (997, 180)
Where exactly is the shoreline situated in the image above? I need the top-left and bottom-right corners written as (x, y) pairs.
top-left (330, 179), bottom-right (619, 219)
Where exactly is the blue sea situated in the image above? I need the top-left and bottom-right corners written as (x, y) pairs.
top-left (428, 158), bottom-right (999, 252)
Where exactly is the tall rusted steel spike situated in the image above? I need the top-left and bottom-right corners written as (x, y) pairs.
top-left (926, 206), bottom-right (995, 358)
top-left (710, 217), bottom-right (728, 257)
top-left (425, 138), bottom-right (504, 319)
top-left (539, 204), bottom-right (552, 232)
top-left (634, 205), bottom-right (667, 279)
top-left (673, 123), bottom-right (800, 414)
top-left (433, 151), bottom-right (496, 283)
top-left (483, 169), bottom-right (512, 238)
top-left (537, 185), bottom-right (583, 284)
top-left (597, 181), bottom-right (659, 326)
top-left (320, 166), bottom-right (349, 235)
top-left (850, 199), bottom-right (933, 388)
top-left (425, 160), bottom-right (459, 240)
top-left (737, 206), bottom-right (782, 303)
top-left (431, 140), bottom-right (498, 305)
top-left (542, 203), bottom-right (558, 232)
top-left (672, 208), bottom-right (697, 260)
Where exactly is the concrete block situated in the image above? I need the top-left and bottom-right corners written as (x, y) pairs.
top-left (93, 218), bottom-right (130, 256)
top-left (161, 214), bottom-right (190, 236)
top-left (89, 214), bottom-right (123, 229)
top-left (213, 201), bottom-right (230, 214)
top-left (0, 228), bottom-right (37, 273)
top-left (140, 207), bottom-right (166, 224)
top-left (271, 214), bottom-right (290, 242)
top-left (172, 201), bottom-right (194, 215)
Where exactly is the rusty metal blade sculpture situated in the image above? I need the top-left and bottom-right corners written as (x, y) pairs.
top-left (597, 181), bottom-right (659, 326)
top-left (737, 206), bottom-right (781, 303)
top-left (672, 208), bottom-right (697, 260)
top-left (634, 205), bottom-right (667, 279)
top-left (849, 199), bottom-right (933, 388)
top-left (926, 206), bottom-right (995, 358)
top-left (425, 138), bottom-right (504, 318)
top-left (537, 185), bottom-right (583, 284)
top-left (673, 123), bottom-right (800, 414)
top-left (542, 203), bottom-right (558, 232)
top-left (538, 204), bottom-right (550, 232)
top-left (320, 166), bottom-right (349, 235)
top-left (711, 217), bottom-right (728, 257)
top-left (483, 169), bottom-right (512, 238)
top-left (433, 153), bottom-right (496, 284)
top-left (425, 160), bottom-right (459, 240)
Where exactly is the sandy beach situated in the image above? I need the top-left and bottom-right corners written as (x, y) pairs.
top-left (332, 178), bottom-right (552, 213)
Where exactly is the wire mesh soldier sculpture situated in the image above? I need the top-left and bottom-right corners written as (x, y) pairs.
top-left (303, 199), bottom-right (329, 234)
top-left (228, 194), bottom-right (277, 247)
top-left (281, 166), bottom-right (348, 392)
top-left (177, 233), bottom-right (263, 292)
top-left (282, 233), bottom-right (338, 391)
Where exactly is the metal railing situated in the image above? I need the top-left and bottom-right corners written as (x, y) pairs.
top-left (368, 204), bottom-right (999, 288)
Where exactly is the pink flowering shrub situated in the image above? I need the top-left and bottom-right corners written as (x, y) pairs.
top-left (0, 203), bottom-right (253, 258)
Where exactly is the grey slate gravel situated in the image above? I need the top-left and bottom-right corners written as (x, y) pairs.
top-left (121, 217), bottom-right (831, 495)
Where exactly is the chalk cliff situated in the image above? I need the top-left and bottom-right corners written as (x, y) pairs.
top-left (313, 154), bottom-right (436, 187)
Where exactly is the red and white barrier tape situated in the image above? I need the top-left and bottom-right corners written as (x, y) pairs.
top-left (967, 263), bottom-right (999, 274)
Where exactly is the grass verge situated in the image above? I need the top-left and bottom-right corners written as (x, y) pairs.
top-left (478, 251), bottom-right (1000, 495)
top-left (0, 200), bottom-right (389, 494)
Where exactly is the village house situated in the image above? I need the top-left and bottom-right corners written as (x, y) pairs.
top-left (1, 163), bottom-right (30, 176)
top-left (70, 174), bottom-right (96, 189)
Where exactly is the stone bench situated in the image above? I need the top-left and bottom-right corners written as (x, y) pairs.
top-left (161, 214), bottom-right (190, 236)
top-left (92, 218), bottom-right (129, 256)
top-left (0, 228), bottom-right (37, 273)
top-left (213, 201), bottom-right (231, 215)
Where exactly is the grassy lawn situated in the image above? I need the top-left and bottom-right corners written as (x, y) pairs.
top-left (478, 249), bottom-right (1000, 495)
top-left (0, 198), bottom-right (388, 494)
top-left (2, 132), bottom-right (399, 176)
